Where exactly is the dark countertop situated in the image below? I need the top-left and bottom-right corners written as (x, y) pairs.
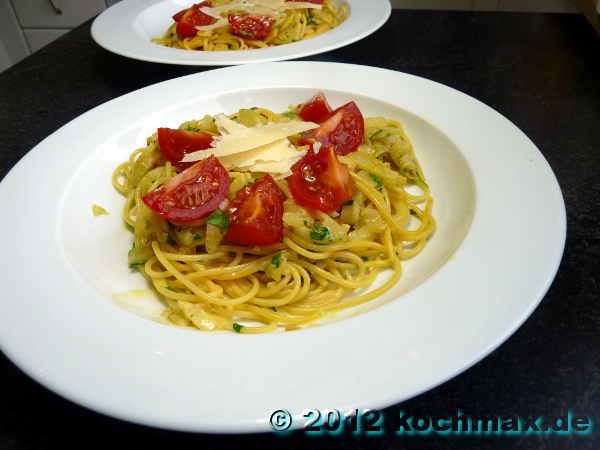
top-left (1, 10), bottom-right (599, 450)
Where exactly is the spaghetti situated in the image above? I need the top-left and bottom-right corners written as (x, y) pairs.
top-left (112, 94), bottom-right (435, 333)
top-left (152, 0), bottom-right (348, 51)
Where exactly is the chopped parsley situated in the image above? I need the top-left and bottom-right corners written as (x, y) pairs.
top-left (281, 111), bottom-right (297, 119)
top-left (310, 223), bottom-right (331, 242)
top-left (369, 129), bottom-right (384, 140)
top-left (270, 306), bottom-right (278, 312)
top-left (166, 235), bottom-right (177, 246)
top-left (409, 210), bottom-right (417, 216)
top-left (307, 12), bottom-right (317, 25)
top-left (343, 199), bottom-right (354, 206)
top-left (233, 323), bottom-right (244, 333)
top-left (271, 252), bottom-right (283, 268)
top-left (128, 261), bottom-right (145, 268)
top-left (237, 29), bottom-right (254, 38)
top-left (206, 210), bottom-right (230, 229)
top-left (193, 233), bottom-right (202, 241)
top-left (185, 125), bottom-right (199, 132)
top-left (417, 172), bottom-right (429, 189)
top-left (369, 173), bottom-right (383, 190)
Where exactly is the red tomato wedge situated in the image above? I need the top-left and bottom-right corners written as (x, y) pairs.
top-left (143, 156), bottom-right (229, 224)
top-left (173, 2), bottom-right (215, 38)
top-left (287, 146), bottom-right (353, 212)
top-left (298, 101), bottom-right (365, 155)
top-left (297, 92), bottom-right (332, 123)
top-left (157, 127), bottom-right (213, 169)
top-left (225, 175), bottom-right (285, 246)
top-left (228, 14), bottom-right (274, 40)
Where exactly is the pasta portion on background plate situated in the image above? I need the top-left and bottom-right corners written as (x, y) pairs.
top-left (112, 92), bottom-right (435, 333)
top-left (153, 0), bottom-right (348, 51)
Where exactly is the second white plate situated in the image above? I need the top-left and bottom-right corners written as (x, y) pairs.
top-left (91, 0), bottom-right (392, 65)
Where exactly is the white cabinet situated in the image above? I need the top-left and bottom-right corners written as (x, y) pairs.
top-left (23, 28), bottom-right (68, 52)
top-left (1, 0), bottom-right (113, 72)
top-left (11, 0), bottom-right (106, 28)
top-left (0, 0), bottom-right (29, 72)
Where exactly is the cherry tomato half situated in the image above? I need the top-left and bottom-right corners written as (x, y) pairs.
top-left (225, 175), bottom-right (285, 246)
top-left (287, 146), bottom-right (353, 212)
top-left (297, 92), bottom-right (332, 124)
top-left (228, 14), bottom-right (274, 40)
top-left (143, 155), bottom-right (229, 224)
top-left (298, 101), bottom-right (365, 156)
top-left (157, 127), bottom-right (213, 169)
top-left (173, 2), bottom-right (215, 38)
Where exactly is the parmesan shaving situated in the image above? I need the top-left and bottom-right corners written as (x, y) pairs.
top-left (214, 114), bottom-right (247, 134)
top-left (184, 114), bottom-right (308, 174)
top-left (183, 120), bottom-right (317, 162)
top-left (199, 0), bottom-right (322, 20)
top-left (194, 17), bottom-right (228, 31)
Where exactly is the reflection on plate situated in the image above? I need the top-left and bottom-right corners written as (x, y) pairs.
top-left (0, 62), bottom-right (565, 433)
top-left (91, 0), bottom-right (391, 65)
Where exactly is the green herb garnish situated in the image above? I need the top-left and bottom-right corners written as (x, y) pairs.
top-left (310, 223), bottom-right (331, 242)
top-left (128, 261), bottom-right (145, 268)
top-left (186, 125), bottom-right (199, 132)
top-left (307, 12), bottom-right (317, 25)
top-left (416, 172), bottom-right (429, 189)
top-left (233, 323), bottom-right (244, 333)
top-left (270, 306), bottom-right (278, 312)
top-left (343, 199), bottom-right (354, 206)
top-left (281, 111), bottom-right (297, 119)
top-left (193, 233), bottom-right (202, 240)
top-left (271, 252), bottom-right (283, 268)
top-left (369, 173), bottom-right (383, 190)
top-left (237, 29), bottom-right (254, 38)
top-left (207, 210), bottom-right (230, 229)
top-left (409, 210), bottom-right (417, 216)
top-left (370, 129), bottom-right (384, 140)
top-left (166, 235), bottom-right (177, 246)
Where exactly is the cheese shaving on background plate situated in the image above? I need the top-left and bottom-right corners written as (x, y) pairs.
top-left (199, 0), bottom-right (323, 20)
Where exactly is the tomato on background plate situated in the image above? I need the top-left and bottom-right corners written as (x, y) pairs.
top-left (173, 2), bottom-right (215, 38)
top-left (157, 127), bottom-right (213, 169)
top-left (225, 175), bottom-right (285, 246)
top-left (228, 14), bottom-right (274, 40)
top-left (297, 92), bottom-right (332, 123)
top-left (287, 146), bottom-right (353, 212)
top-left (299, 101), bottom-right (365, 156)
top-left (143, 155), bottom-right (229, 224)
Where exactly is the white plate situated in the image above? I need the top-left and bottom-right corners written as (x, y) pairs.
top-left (0, 62), bottom-right (565, 433)
top-left (91, 0), bottom-right (391, 65)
